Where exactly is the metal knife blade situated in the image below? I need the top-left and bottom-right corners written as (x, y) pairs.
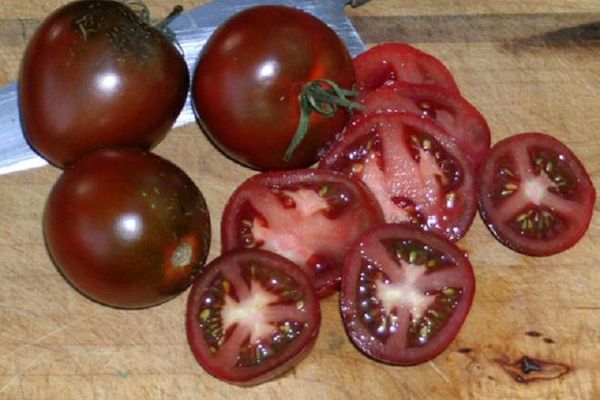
top-left (0, 0), bottom-right (368, 175)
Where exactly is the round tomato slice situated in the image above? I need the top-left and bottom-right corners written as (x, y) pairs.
top-left (222, 169), bottom-right (384, 297)
top-left (341, 223), bottom-right (475, 365)
top-left (353, 43), bottom-right (459, 99)
top-left (478, 132), bottom-right (595, 256)
top-left (186, 249), bottom-right (321, 386)
top-left (355, 81), bottom-right (491, 169)
top-left (320, 112), bottom-right (477, 241)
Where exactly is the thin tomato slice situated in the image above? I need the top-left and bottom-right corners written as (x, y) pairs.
top-left (355, 81), bottom-right (491, 169)
top-left (186, 249), bottom-right (321, 386)
top-left (478, 132), bottom-right (595, 256)
top-left (353, 43), bottom-right (459, 99)
top-left (221, 169), bottom-right (384, 297)
top-left (320, 111), bottom-right (476, 241)
top-left (341, 223), bottom-right (475, 365)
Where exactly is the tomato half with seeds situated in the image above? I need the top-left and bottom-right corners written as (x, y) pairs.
top-left (19, 1), bottom-right (189, 168)
top-left (186, 249), bottom-right (321, 386)
top-left (44, 148), bottom-right (211, 309)
top-left (221, 169), bottom-right (384, 297)
top-left (341, 223), bottom-right (475, 365)
top-left (353, 43), bottom-right (459, 100)
top-left (320, 111), bottom-right (477, 241)
top-left (478, 132), bottom-right (595, 256)
top-left (192, 5), bottom-right (356, 170)
top-left (355, 81), bottom-right (491, 169)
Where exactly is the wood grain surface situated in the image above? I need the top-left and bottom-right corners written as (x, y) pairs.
top-left (1, 1), bottom-right (599, 399)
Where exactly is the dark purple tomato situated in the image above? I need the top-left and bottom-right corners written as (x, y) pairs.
top-left (192, 5), bottom-right (356, 170)
top-left (19, 0), bottom-right (189, 168)
top-left (44, 148), bottom-right (211, 309)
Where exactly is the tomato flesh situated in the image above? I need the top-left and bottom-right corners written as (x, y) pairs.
top-left (478, 132), bottom-right (595, 256)
top-left (320, 112), bottom-right (476, 241)
top-left (355, 81), bottom-right (491, 168)
top-left (341, 224), bottom-right (475, 365)
top-left (192, 5), bottom-right (355, 170)
top-left (186, 249), bottom-right (320, 385)
top-left (19, 0), bottom-right (189, 168)
top-left (353, 43), bottom-right (459, 99)
top-left (222, 169), bottom-right (384, 297)
top-left (44, 148), bottom-right (211, 309)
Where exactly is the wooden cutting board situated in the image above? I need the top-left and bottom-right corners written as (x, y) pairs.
top-left (1, 1), bottom-right (599, 399)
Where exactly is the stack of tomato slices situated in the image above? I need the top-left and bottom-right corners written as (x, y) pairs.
top-left (186, 37), bottom-right (595, 386)
top-left (187, 42), bottom-right (482, 385)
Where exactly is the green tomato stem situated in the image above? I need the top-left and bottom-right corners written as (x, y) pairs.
top-left (283, 80), bottom-right (364, 162)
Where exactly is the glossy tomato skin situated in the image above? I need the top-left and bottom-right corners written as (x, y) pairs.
top-left (478, 132), bottom-right (595, 256)
top-left (341, 224), bottom-right (475, 365)
top-left (19, 0), bottom-right (189, 168)
top-left (44, 148), bottom-right (211, 309)
top-left (221, 169), bottom-right (384, 297)
top-left (186, 249), bottom-right (321, 386)
top-left (192, 5), bottom-right (356, 170)
top-left (353, 43), bottom-right (459, 99)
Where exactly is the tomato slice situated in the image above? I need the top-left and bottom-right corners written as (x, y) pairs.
top-left (478, 132), bottom-right (595, 256)
top-left (353, 43), bottom-right (459, 99)
top-left (320, 112), bottom-right (476, 241)
top-left (341, 223), bottom-right (475, 365)
top-left (355, 81), bottom-right (491, 169)
top-left (221, 169), bottom-right (384, 297)
top-left (186, 249), bottom-right (321, 386)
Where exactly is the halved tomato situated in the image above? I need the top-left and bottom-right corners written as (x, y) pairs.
top-left (354, 81), bottom-right (491, 169)
top-left (320, 112), bottom-right (477, 241)
top-left (221, 169), bottom-right (384, 297)
top-left (353, 43), bottom-right (459, 99)
top-left (341, 223), bottom-right (475, 365)
top-left (186, 249), bottom-right (321, 386)
top-left (478, 132), bottom-right (595, 256)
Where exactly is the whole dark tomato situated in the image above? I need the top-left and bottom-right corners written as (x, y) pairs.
top-left (192, 5), bottom-right (356, 170)
top-left (44, 148), bottom-right (211, 309)
top-left (19, 0), bottom-right (189, 168)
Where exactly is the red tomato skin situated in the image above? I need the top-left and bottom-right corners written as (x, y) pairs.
top-left (221, 169), bottom-right (385, 297)
top-left (186, 249), bottom-right (321, 386)
top-left (44, 148), bottom-right (211, 309)
top-left (19, 0), bottom-right (189, 168)
top-left (341, 223), bottom-right (476, 365)
top-left (353, 43), bottom-right (460, 99)
top-left (192, 5), bottom-right (356, 170)
top-left (478, 132), bottom-right (595, 256)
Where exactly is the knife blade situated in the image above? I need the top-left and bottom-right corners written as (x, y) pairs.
top-left (0, 0), bottom-right (369, 175)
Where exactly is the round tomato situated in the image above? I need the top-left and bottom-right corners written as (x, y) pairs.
top-left (353, 43), bottom-right (460, 99)
top-left (44, 148), bottom-right (211, 309)
top-left (192, 5), bottom-right (356, 170)
top-left (341, 223), bottom-right (475, 365)
top-left (19, 0), bottom-right (189, 168)
top-left (221, 169), bottom-right (384, 297)
top-left (354, 81), bottom-right (491, 169)
top-left (478, 132), bottom-right (595, 256)
top-left (186, 249), bottom-right (321, 386)
top-left (320, 111), bottom-right (477, 241)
